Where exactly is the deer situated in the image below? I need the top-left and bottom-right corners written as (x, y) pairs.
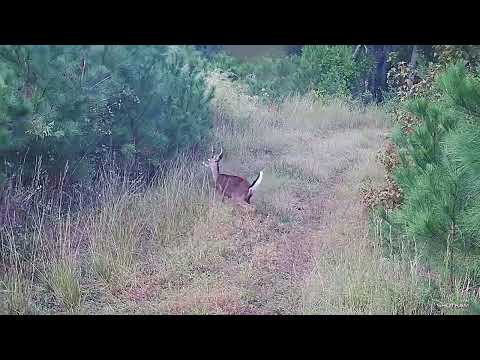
top-left (203, 147), bottom-right (263, 206)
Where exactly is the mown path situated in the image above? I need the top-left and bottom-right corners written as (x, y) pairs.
top-left (89, 87), bottom-right (388, 314)
top-left (160, 127), bottom-right (385, 314)
top-left (229, 129), bottom-right (384, 314)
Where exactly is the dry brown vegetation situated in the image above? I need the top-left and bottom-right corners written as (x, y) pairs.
top-left (1, 70), bottom-right (445, 315)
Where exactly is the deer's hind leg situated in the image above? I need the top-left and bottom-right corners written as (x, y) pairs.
top-left (238, 201), bottom-right (256, 214)
top-left (231, 196), bottom-right (256, 213)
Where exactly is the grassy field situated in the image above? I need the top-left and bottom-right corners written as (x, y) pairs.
top-left (2, 70), bottom-right (466, 315)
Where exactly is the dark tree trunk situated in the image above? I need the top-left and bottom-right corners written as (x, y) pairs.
top-left (367, 45), bottom-right (392, 103)
top-left (408, 45), bottom-right (418, 81)
top-left (409, 45), bottom-right (418, 68)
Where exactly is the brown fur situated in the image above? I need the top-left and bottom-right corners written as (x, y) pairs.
top-left (216, 174), bottom-right (254, 204)
top-left (204, 148), bottom-right (261, 205)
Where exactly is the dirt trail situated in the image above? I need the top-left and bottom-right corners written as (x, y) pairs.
top-left (92, 125), bottom-right (386, 315)
top-left (176, 127), bottom-right (386, 315)
top-left (87, 73), bottom-right (388, 314)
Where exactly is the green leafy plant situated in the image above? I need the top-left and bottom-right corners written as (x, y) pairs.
top-left (379, 63), bottom-right (480, 286)
top-left (208, 46), bottom-right (372, 104)
top-left (0, 45), bottom-right (214, 185)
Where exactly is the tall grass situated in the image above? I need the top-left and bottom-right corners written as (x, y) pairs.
top-left (0, 154), bottom-right (217, 313)
top-left (0, 242), bottom-right (34, 314)
top-left (2, 69), bottom-right (461, 314)
top-left (207, 71), bottom-right (438, 314)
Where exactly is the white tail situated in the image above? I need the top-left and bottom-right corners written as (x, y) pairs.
top-left (248, 170), bottom-right (263, 197)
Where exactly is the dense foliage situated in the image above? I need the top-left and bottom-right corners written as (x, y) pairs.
top-left (375, 62), bottom-right (480, 283)
top-left (209, 45), bottom-right (372, 103)
top-left (0, 45), bottom-right (213, 185)
top-left (2, 44), bottom-right (480, 314)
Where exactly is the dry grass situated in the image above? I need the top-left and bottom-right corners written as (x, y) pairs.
top-left (300, 157), bottom-right (429, 315)
top-left (44, 257), bottom-right (82, 311)
top-left (0, 254), bottom-right (33, 314)
top-left (2, 70), bottom-right (464, 315)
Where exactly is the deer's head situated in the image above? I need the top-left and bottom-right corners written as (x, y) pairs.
top-left (203, 147), bottom-right (223, 166)
top-left (203, 147), bottom-right (223, 180)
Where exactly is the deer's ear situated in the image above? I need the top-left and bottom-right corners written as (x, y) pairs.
top-left (202, 162), bottom-right (209, 167)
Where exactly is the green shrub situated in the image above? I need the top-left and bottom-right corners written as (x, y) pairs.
top-left (297, 45), bottom-right (371, 97)
top-left (0, 45), bottom-right (213, 185)
top-left (209, 46), bottom-right (371, 104)
top-left (386, 62), bottom-right (480, 282)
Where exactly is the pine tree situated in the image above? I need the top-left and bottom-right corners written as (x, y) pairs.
top-left (388, 62), bottom-right (480, 280)
top-left (0, 45), bottom-right (214, 185)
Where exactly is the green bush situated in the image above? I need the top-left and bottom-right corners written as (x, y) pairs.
top-left (297, 45), bottom-right (371, 97)
top-left (209, 46), bottom-right (372, 103)
top-left (0, 45), bottom-right (213, 184)
top-left (385, 62), bottom-right (480, 280)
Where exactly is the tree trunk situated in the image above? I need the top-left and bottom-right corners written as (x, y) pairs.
top-left (367, 45), bottom-right (392, 103)
top-left (409, 45), bottom-right (418, 68)
top-left (408, 45), bottom-right (418, 81)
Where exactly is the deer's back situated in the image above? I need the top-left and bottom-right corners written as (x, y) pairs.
top-left (216, 174), bottom-right (250, 199)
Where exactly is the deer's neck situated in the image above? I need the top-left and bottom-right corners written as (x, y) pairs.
top-left (209, 163), bottom-right (220, 183)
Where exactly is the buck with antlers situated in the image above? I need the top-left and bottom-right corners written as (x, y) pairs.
top-left (203, 147), bottom-right (263, 205)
